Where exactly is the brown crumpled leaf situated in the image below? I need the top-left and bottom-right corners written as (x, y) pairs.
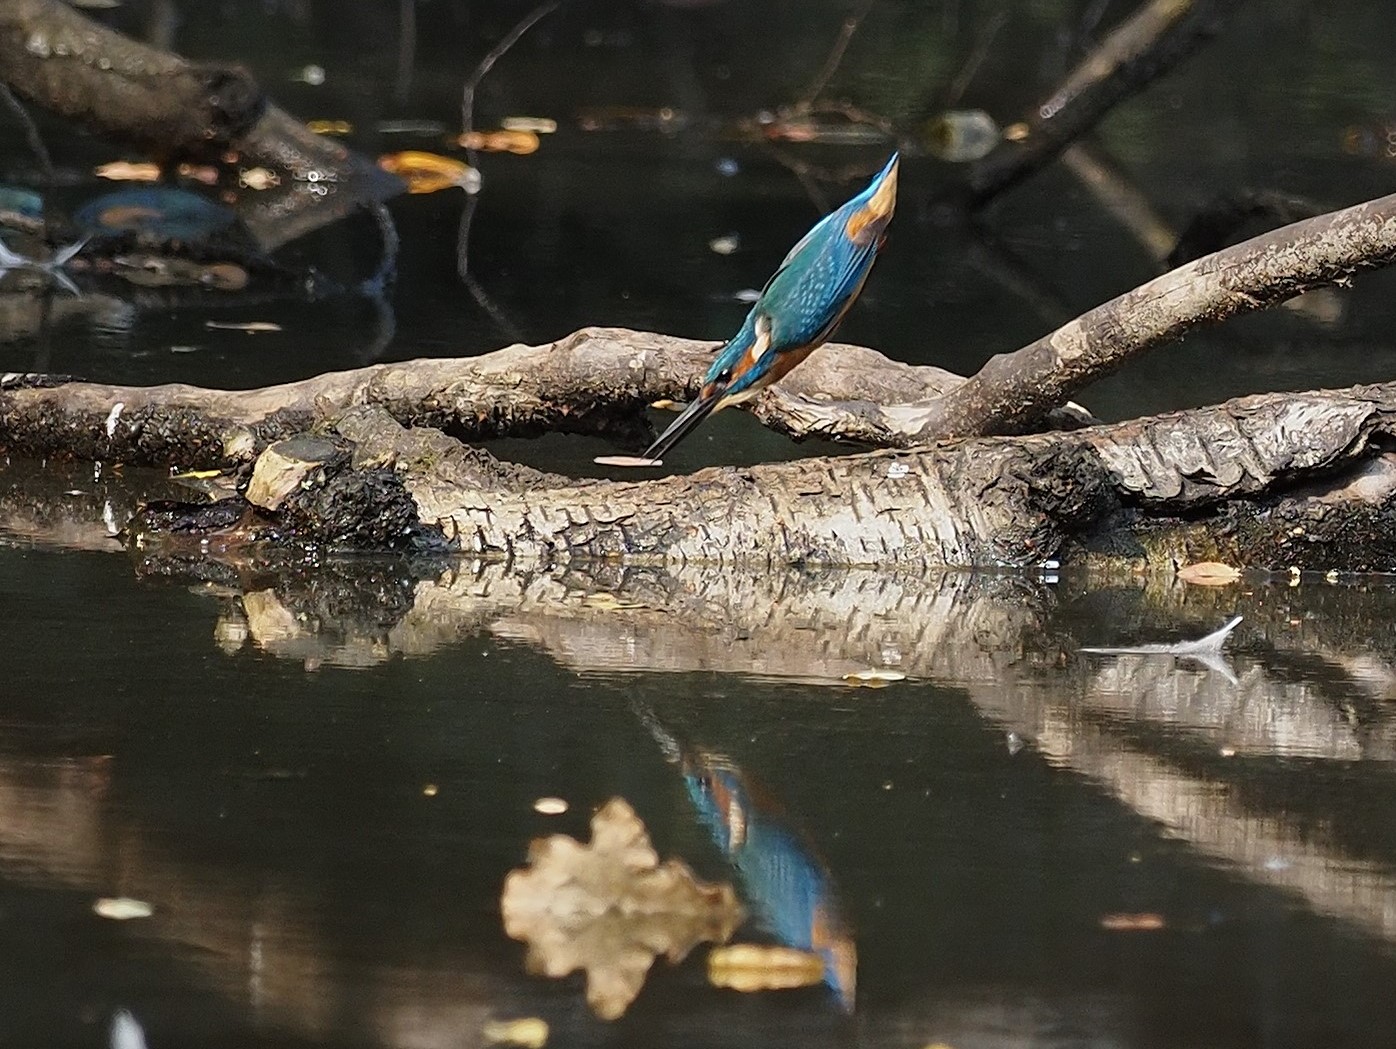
top-left (501, 797), bottom-right (744, 1020)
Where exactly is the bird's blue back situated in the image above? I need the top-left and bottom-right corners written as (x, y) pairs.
top-left (706, 156), bottom-right (896, 395)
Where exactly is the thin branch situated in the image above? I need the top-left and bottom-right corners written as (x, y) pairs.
top-left (455, 0), bottom-right (560, 322)
top-left (939, 8), bottom-right (1008, 110)
top-left (0, 83), bottom-right (53, 183)
top-left (797, 0), bottom-right (877, 110)
top-left (459, 0), bottom-right (561, 136)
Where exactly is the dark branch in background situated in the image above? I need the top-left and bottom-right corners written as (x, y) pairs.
top-left (955, 0), bottom-right (1247, 208)
top-left (454, 0), bottom-right (560, 338)
top-left (0, 83), bottom-right (53, 184)
top-left (0, 0), bottom-right (402, 251)
top-left (795, 0), bottom-right (876, 110)
top-left (938, 9), bottom-right (1008, 111)
top-left (394, 0), bottom-right (417, 105)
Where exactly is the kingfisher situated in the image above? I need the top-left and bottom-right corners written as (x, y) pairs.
top-left (611, 153), bottom-right (899, 466)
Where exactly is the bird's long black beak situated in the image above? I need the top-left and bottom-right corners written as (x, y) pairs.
top-left (641, 386), bottom-right (723, 462)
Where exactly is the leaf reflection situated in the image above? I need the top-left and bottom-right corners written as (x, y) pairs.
top-left (501, 798), bottom-right (743, 1020)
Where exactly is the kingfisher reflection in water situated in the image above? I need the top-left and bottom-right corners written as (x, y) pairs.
top-left (635, 702), bottom-right (856, 1009)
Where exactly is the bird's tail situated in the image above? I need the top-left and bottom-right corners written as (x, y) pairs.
top-left (641, 386), bottom-right (723, 462)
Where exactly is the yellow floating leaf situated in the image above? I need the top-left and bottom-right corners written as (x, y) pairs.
top-left (306, 119), bottom-right (354, 136)
top-left (93, 897), bottom-right (154, 920)
top-left (648, 399), bottom-right (677, 410)
top-left (501, 116), bottom-right (558, 134)
top-left (482, 1018), bottom-right (549, 1048)
top-left (842, 669), bottom-right (907, 687)
top-left (95, 161), bottom-right (161, 182)
top-left (534, 796), bottom-right (569, 815)
top-left (708, 944), bottom-right (825, 992)
top-left (456, 130), bottom-right (541, 155)
top-left (1176, 561), bottom-right (1241, 585)
top-left (483, 1018), bottom-right (547, 1048)
top-left (378, 150), bottom-right (481, 193)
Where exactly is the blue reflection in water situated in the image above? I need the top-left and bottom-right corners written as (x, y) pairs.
top-left (636, 701), bottom-right (856, 1009)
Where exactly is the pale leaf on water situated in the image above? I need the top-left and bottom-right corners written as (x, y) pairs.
top-left (482, 1017), bottom-right (549, 1048)
top-left (94, 897), bottom-right (153, 920)
top-left (1099, 912), bottom-right (1166, 931)
top-left (593, 455), bottom-right (663, 468)
top-left (204, 321), bottom-right (283, 333)
top-left (842, 669), bottom-right (907, 687)
top-left (1176, 561), bottom-right (1241, 585)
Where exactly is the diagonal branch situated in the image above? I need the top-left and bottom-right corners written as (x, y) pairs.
top-left (912, 190), bottom-right (1396, 440)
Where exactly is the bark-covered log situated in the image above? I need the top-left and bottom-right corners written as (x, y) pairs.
top-left (913, 191), bottom-right (1396, 439)
top-left (0, 329), bottom-right (984, 464)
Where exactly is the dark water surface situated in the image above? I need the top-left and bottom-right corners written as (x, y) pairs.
top-left (3, 2), bottom-right (1396, 1047)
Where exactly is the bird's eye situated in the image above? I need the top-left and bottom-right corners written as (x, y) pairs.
top-left (717, 367), bottom-right (732, 382)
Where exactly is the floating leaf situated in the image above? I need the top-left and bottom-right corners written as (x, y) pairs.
top-left (306, 119), bottom-right (354, 136)
top-left (842, 669), bottom-right (906, 687)
top-left (375, 119), bottom-right (448, 135)
top-left (93, 897), bottom-right (154, 920)
top-left (1176, 561), bottom-right (1241, 585)
top-left (456, 130), bottom-right (541, 155)
top-left (501, 117), bottom-right (558, 134)
top-left (593, 455), bottom-right (663, 468)
top-left (1099, 912), bottom-right (1166, 931)
top-left (708, 233), bottom-right (740, 255)
top-left (582, 593), bottom-right (645, 612)
top-left (534, 797), bottom-right (569, 815)
top-left (237, 167), bottom-right (281, 191)
top-left (501, 797), bottom-right (743, 1020)
top-left (175, 163), bottom-right (220, 185)
top-left (378, 151), bottom-right (481, 194)
top-left (95, 161), bottom-right (161, 182)
top-left (204, 321), bottom-right (282, 333)
top-left (482, 1017), bottom-right (549, 1048)
top-left (708, 944), bottom-right (826, 992)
